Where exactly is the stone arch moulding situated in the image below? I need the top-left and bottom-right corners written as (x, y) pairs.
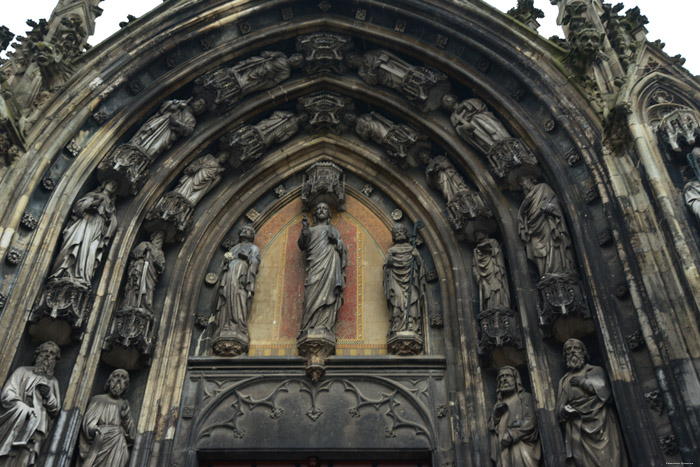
top-left (0, 1), bottom-right (684, 466)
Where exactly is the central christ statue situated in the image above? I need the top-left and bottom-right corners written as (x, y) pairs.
top-left (297, 202), bottom-right (347, 335)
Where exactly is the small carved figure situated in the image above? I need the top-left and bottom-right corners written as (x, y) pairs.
top-left (298, 202), bottom-right (347, 334)
top-left (557, 339), bottom-right (628, 467)
top-left (130, 98), bottom-right (205, 160)
top-left (517, 177), bottom-right (575, 277)
top-left (0, 342), bottom-right (61, 466)
top-left (425, 155), bottom-right (468, 202)
top-left (384, 224), bottom-right (427, 333)
top-left (684, 179), bottom-right (700, 223)
top-left (214, 225), bottom-right (261, 339)
top-left (78, 369), bottom-right (135, 467)
top-left (49, 180), bottom-right (118, 285)
top-left (473, 234), bottom-right (510, 311)
top-left (122, 231), bottom-right (166, 312)
top-left (355, 112), bottom-right (429, 167)
top-left (450, 98), bottom-right (511, 154)
top-left (172, 153), bottom-right (228, 205)
top-left (489, 366), bottom-right (541, 467)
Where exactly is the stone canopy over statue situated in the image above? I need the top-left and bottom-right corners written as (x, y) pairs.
top-left (296, 201), bottom-right (347, 380)
top-left (557, 339), bottom-right (628, 467)
top-left (212, 225), bottom-right (261, 356)
top-left (0, 342), bottom-right (61, 467)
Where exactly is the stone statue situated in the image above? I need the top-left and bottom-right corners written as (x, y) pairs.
top-left (355, 112), bottom-right (429, 168)
top-left (122, 231), bottom-right (166, 312)
top-left (684, 180), bottom-right (700, 223)
top-left (78, 369), bottom-right (135, 467)
top-left (425, 155), bottom-right (468, 202)
top-left (449, 98), bottom-right (511, 154)
top-left (214, 225), bottom-right (261, 342)
top-left (383, 224), bottom-right (426, 334)
top-left (489, 366), bottom-right (541, 467)
top-left (298, 202), bottom-right (347, 334)
top-left (129, 98), bottom-right (205, 160)
top-left (473, 235), bottom-right (510, 311)
top-left (557, 339), bottom-right (628, 467)
top-left (517, 177), bottom-right (575, 277)
top-left (0, 341), bottom-right (61, 466)
top-left (49, 180), bottom-right (118, 285)
top-left (172, 153), bottom-right (227, 205)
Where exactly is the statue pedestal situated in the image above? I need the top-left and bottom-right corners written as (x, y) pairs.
top-left (297, 328), bottom-right (336, 382)
top-left (102, 306), bottom-right (155, 370)
top-left (537, 273), bottom-right (594, 342)
top-left (29, 277), bottom-right (91, 345)
top-left (212, 329), bottom-right (249, 356)
top-left (387, 330), bottom-right (423, 356)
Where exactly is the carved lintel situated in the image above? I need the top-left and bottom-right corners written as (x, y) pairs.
top-left (212, 329), bottom-right (249, 356)
top-left (97, 143), bottom-right (151, 196)
top-left (446, 189), bottom-right (496, 242)
top-left (537, 273), bottom-right (594, 341)
top-left (297, 328), bottom-right (336, 381)
top-left (103, 306), bottom-right (156, 369)
top-left (296, 32), bottom-right (353, 74)
top-left (29, 277), bottom-right (91, 345)
top-left (387, 330), bottom-right (423, 356)
top-left (301, 161), bottom-right (346, 212)
top-left (486, 138), bottom-right (539, 190)
top-left (144, 192), bottom-right (194, 243)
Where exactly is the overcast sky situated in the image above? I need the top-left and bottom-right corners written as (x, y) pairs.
top-left (2, 0), bottom-right (698, 75)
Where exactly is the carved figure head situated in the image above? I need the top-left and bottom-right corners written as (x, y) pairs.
top-left (461, 98), bottom-right (488, 116)
top-left (312, 202), bottom-right (331, 224)
top-left (101, 179), bottom-right (118, 197)
top-left (575, 28), bottom-right (603, 58)
top-left (33, 341), bottom-right (60, 377)
top-left (392, 223), bottom-right (409, 244)
top-left (564, 338), bottom-right (589, 371)
top-left (191, 97), bottom-right (207, 116)
top-left (355, 114), bottom-right (373, 141)
top-left (517, 175), bottom-right (538, 193)
top-left (106, 368), bottom-right (130, 398)
top-left (238, 224), bottom-right (256, 243)
top-left (288, 53), bottom-right (305, 69)
top-left (496, 365), bottom-right (523, 398)
top-left (150, 230), bottom-right (165, 248)
top-left (441, 93), bottom-right (458, 112)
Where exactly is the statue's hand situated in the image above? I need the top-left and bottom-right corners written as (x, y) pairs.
top-left (36, 383), bottom-right (50, 400)
top-left (569, 376), bottom-right (582, 387)
top-left (327, 230), bottom-right (338, 244)
top-left (120, 401), bottom-right (131, 420)
top-left (541, 204), bottom-right (558, 216)
top-left (493, 401), bottom-right (507, 417)
top-left (563, 404), bottom-right (577, 415)
top-left (500, 431), bottom-right (513, 448)
top-left (302, 215), bottom-right (309, 229)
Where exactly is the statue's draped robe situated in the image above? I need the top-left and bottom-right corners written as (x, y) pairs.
top-left (684, 180), bottom-right (700, 223)
top-left (425, 156), bottom-right (467, 202)
top-left (130, 100), bottom-right (196, 159)
top-left (518, 183), bottom-right (574, 277)
top-left (123, 241), bottom-right (165, 312)
top-left (557, 364), bottom-right (628, 467)
top-left (78, 394), bottom-right (135, 467)
top-left (473, 238), bottom-right (510, 310)
top-left (234, 51), bottom-right (291, 93)
top-left (49, 189), bottom-right (117, 284)
top-left (174, 155), bottom-right (224, 205)
top-left (298, 223), bottom-right (347, 332)
top-left (216, 241), bottom-right (261, 335)
top-left (489, 391), bottom-right (541, 467)
top-left (0, 367), bottom-right (60, 466)
top-left (383, 242), bottom-right (425, 332)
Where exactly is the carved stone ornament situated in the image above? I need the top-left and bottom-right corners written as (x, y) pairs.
top-left (20, 212), bottom-right (38, 230)
top-left (660, 434), bottom-right (677, 455)
top-left (194, 51), bottom-right (302, 114)
top-left (301, 161), bottom-right (346, 212)
top-left (220, 111), bottom-right (302, 170)
top-left (537, 273), bottom-right (593, 342)
top-left (29, 277), bottom-right (92, 345)
top-left (0, 292), bottom-right (6, 309)
top-left (98, 98), bottom-right (205, 196)
top-left (477, 307), bottom-right (524, 366)
top-left (295, 32), bottom-right (353, 74)
top-left (0, 341), bottom-right (61, 465)
top-left (626, 329), bottom-right (644, 351)
top-left (5, 246), bottom-right (23, 265)
top-left (644, 389), bottom-right (665, 415)
top-left (658, 108), bottom-right (700, 154)
top-left (487, 139), bottom-right (539, 190)
top-left (297, 92), bottom-right (356, 134)
top-left (102, 232), bottom-right (166, 370)
top-left (355, 112), bottom-right (430, 168)
top-left (347, 49), bottom-right (450, 112)
top-left (297, 328), bottom-right (337, 381)
top-left (145, 153), bottom-right (227, 242)
top-left (447, 190), bottom-right (496, 242)
top-left (274, 185), bottom-right (287, 197)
